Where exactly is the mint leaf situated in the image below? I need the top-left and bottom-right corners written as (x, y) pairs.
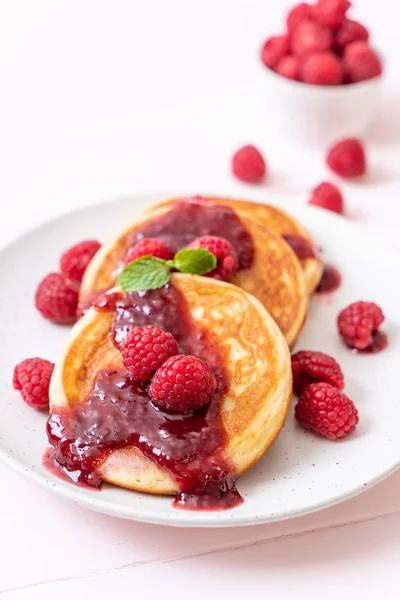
top-left (117, 256), bottom-right (171, 291)
top-left (116, 248), bottom-right (217, 292)
top-left (173, 248), bottom-right (217, 275)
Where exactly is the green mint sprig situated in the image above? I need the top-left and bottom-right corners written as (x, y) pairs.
top-left (116, 248), bottom-right (217, 292)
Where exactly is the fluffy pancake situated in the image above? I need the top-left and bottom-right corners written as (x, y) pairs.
top-left (50, 274), bottom-right (293, 495)
top-left (143, 197), bottom-right (323, 294)
top-left (80, 202), bottom-right (308, 347)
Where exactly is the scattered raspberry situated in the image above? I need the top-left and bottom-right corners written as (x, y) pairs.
top-left (291, 351), bottom-right (344, 395)
top-left (35, 273), bottom-right (78, 324)
top-left (301, 51), bottom-right (343, 85)
top-left (343, 41), bottom-right (382, 83)
top-left (313, 0), bottom-right (351, 30)
top-left (336, 19), bottom-right (369, 49)
top-left (60, 240), bottom-right (101, 284)
top-left (308, 182), bottom-right (344, 214)
top-left (125, 238), bottom-right (174, 264)
top-left (276, 55), bottom-right (300, 80)
top-left (290, 20), bottom-right (333, 57)
top-left (337, 301), bottom-right (385, 350)
top-left (121, 325), bottom-right (178, 383)
top-left (149, 355), bottom-right (217, 413)
top-left (261, 35), bottom-right (289, 69)
top-left (295, 382), bottom-right (359, 440)
top-left (232, 145), bottom-right (266, 183)
top-left (326, 138), bottom-right (366, 178)
top-left (188, 236), bottom-right (239, 281)
top-left (13, 358), bottom-right (54, 409)
top-left (286, 3), bottom-right (312, 32)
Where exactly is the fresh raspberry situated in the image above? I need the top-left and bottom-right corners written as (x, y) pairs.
top-left (232, 145), bottom-right (266, 184)
top-left (286, 3), bottom-right (312, 32)
top-left (125, 238), bottom-right (174, 264)
top-left (149, 355), bottom-right (217, 413)
top-left (290, 21), bottom-right (333, 57)
top-left (301, 51), bottom-right (343, 85)
top-left (187, 236), bottom-right (239, 281)
top-left (313, 0), bottom-right (350, 30)
top-left (291, 351), bottom-right (344, 395)
top-left (295, 383), bottom-right (359, 440)
top-left (276, 56), bottom-right (300, 81)
top-left (337, 301), bottom-right (385, 350)
top-left (121, 325), bottom-right (178, 382)
top-left (343, 41), bottom-right (382, 83)
top-left (326, 138), bottom-right (366, 178)
top-left (35, 273), bottom-right (78, 324)
top-left (336, 19), bottom-right (369, 49)
top-left (308, 182), bottom-right (344, 214)
top-left (60, 240), bottom-right (101, 284)
top-left (260, 35), bottom-right (289, 69)
top-left (13, 358), bottom-right (54, 409)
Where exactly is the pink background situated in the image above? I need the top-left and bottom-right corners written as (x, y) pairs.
top-left (1, 0), bottom-right (399, 597)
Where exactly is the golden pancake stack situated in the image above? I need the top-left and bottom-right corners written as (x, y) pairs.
top-left (49, 196), bottom-right (323, 505)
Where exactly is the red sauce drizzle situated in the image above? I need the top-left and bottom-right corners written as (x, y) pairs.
top-left (353, 330), bottom-right (388, 354)
top-left (316, 264), bottom-right (342, 294)
top-left (282, 234), bottom-right (316, 260)
top-left (78, 198), bottom-right (254, 316)
top-left (46, 284), bottom-right (243, 511)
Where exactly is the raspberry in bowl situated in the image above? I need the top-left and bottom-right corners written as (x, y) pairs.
top-left (260, 0), bottom-right (383, 146)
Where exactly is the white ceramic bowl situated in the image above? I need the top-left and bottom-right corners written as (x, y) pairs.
top-left (262, 65), bottom-right (383, 147)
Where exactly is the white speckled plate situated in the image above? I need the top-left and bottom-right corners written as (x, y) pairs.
top-left (1, 194), bottom-right (399, 527)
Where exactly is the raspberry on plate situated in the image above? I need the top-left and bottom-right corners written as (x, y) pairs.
top-left (343, 41), bottom-right (382, 83)
top-left (13, 357), bottom-right (54, 409)
top-left (60, 240), bottom-right (101, 284)
top-left (125, 238), bottom-right (174, 264)
top-left (260, 35), bottom-right (289, 69)
top-left (232, 145), bottom-right (266, 183)
top-left (301, 51), bottom-right (343, 85)
top-left (276, 56), bottom-right (300, 81)
top-left (149, 355), bottom-right (217, 413)
top-left (326, 137), bottom-right (366, 178)
top-left (313, 0), bottom-right (351, 30)
top-left (336, 19), bottom-right (369, 49)
top-left (295, 382), bottom-right (359, 440)
top-left (291, 350), bottom-right (345, 395)
top-left (121, 325), bottom-right (178, 383)
top-left (308, 181), bottom-right (344, 214)
top-left (290, 20), bottom-right (333, 57)
top-left (337, 301), bottom-right (385, 350)
top-left (35, 272), bottom-right (79, 325)
top-left (286, 3), bottom-right (312, 33)
top-left (188, 236), bottom-right (239, 281)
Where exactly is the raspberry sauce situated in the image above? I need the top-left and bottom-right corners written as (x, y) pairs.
top-left (78, 198), bottom-right (254, 316)
top-left (47, 284), bottom-right (243, 511)
top-left (282, 234), bottom-right (316, 260)
top-left (130, 199), bottom-right (254, 270)
top-left (316, 264), bottom-right (342, 294)
top-left (42, 448), bottom-right (99, 490)
top-left (354, 330), bottom-right (388, 354)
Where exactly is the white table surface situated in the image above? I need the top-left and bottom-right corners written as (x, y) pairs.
top-left (1, 0), bottom-right (400, 597)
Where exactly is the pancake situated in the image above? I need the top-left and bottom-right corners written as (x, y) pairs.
top-left (80, 201), bottom-right (308, 347)
top-left (143, 196), bottom-right (323, 294)
top-left (49, 274), bottom-right (292, 496)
